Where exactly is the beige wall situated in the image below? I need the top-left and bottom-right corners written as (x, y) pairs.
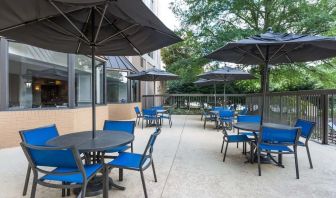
top-left (0, 103), bottom-right (140, 149)
top-left (108, 102), bottom-right (141, 120)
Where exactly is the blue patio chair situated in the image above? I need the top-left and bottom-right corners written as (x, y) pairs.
top-left (142, 109), bottom-right (159, 129)
top-left (134, 106), bottom-right (143, 126)
top-left (234, 115), bottom-right (261, 150)
top-left (19, 124), bottom-right (60, 196)
top-left (294, 119), bottom-right (316, 169)
top-left (203, 111), bottom-right (218, 129)
top-left (103, 120), bottom-right (135, 153)
top-left (257, 126), bottom-right (301, 179)
top-left (237, 115), bottom-right (261, 136)
top-left (221, 126), bottom-right (252, 162)
top-left (106, 129), bottom-right (161, 198)
top-left (20, 143), bottom-right (108, 198)
top-left (103, 120), bottom-right (136, 181)
top-left (218, 110), bottom-right (235, 130)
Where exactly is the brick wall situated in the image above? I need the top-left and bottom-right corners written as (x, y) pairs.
top-left (0, 103), bottom-right (141, 149)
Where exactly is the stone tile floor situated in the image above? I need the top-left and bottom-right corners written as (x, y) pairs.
top-left (1, 115), bottom-right (336, 198)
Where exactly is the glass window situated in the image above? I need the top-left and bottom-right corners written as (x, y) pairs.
top-left (106, 70), bottom-right (128, 103)
top-left (131, 80), bottom-right (140, 102)
top-left (8, 42), bottom-right (68, 109)
top-left (75, 55), bottom-right (103, 106)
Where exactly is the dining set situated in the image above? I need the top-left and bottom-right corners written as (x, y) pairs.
top-left (134, 106), bottom-right (173, 129)
top-left (19, 121), bottom-right (160, 198)
top-left (203, 106), bottom-right (316, 179)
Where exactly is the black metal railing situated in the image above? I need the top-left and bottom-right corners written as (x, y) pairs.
top-left (142, 89), bottom-right (336, 145)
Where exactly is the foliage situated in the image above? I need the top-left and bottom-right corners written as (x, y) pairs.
top-left (161, 0), bottom-right (336, 93)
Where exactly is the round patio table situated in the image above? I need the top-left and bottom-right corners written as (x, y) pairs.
top-left (47, 130), bottom-right (134, 197)
top-left (233, 122), bottom-right (297, 166)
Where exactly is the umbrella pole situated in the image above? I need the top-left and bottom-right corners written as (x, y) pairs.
top-left (91, 10), bottom-right (96, 139)
top-left (261, 48), bottom-right (270, 124)
top-left (214, 83), bottom-right (217, 106)
top-left (223, 84), bottom-right (226, 107)
top-left (153, 80), bottom-right (156, 107)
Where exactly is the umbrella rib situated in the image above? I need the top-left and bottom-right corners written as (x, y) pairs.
top-left (271, 43), bottom-right (305, 63)
top-left (76, 9), bottom-right (92, 53)
top-left (268, 43), bottom-right (286, 62)
top-left (49, 0), bottom-right (90, 43)
top-left (255, 44), bottom-right (266, 61)
top-left (47, 19), bottom-right (90, 46)
top-left (94, 4), bottom-right (108, 43)
top-left (235, 46), bottom-right (264, 63)
top-left (0, 8), bottom-right (82, 33)
top-left (97, 24), bottom-right (139, 45)
top-left (94, 7), bottom-right (142, 55)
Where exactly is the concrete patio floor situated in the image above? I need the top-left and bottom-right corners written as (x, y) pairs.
top-left (1, 115), bottom-right (336, 198)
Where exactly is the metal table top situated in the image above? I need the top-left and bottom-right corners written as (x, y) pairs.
top-left (47, 130), bottom-right (134, 153)
top-left (233, 122), bottom-right (297, 132)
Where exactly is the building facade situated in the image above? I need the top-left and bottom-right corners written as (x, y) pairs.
top-left (0, 0), bottom-right (163, 148)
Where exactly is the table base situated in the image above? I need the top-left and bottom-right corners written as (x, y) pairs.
top-left (73, 175), bottom-right (125, 197)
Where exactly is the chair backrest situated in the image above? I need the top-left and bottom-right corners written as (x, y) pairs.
top-left (219, 110), bottom-right (234, 118)
top-left (19, 124), bottom-right (59, 146)
top-left (237, 115), bottom-right (261, 123)
top-left (103, 120), bottom-right (135, 134)
top-left (259, 126), bottom-right (301, 145)
top-left (140, 128), bottom-right (161, 166)
top-left (143, 109), bottom-right (157, 117)
top-left (20, 143), bottom-right (83, 174)
top-left (134, 106), bottom-right (141, 115)
top-left (294, 119), bottom-right (316, 139)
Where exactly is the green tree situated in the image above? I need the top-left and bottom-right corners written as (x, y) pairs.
top-left (162, 0), bottom-right (336, 93)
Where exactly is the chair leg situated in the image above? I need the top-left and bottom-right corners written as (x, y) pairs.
top-left (220, 138), bottom-right (225, 153)
top-left (67, 187), bottom-right (70, 196)
top-left (30, 176), bottom-right (37, 198)
top-left (152, 161), bottom-right (157, 182)
top-left (257, 149), bottom-right (261, 176)
top-left (119, 169), bottom-right (123, 181)
top-left (305, 144), bottom-right (313, 169)
top-left (23, 165), bottom-right (31, 196)
top-left (140, 170), bottom-right (148, 198)
top-left (223, 142), bottom-right (229, 162)
top-left (142, 119), bottom-right (144, 129)
top-left (294, 148), bottom-right (300, 179)
top-left (204, 119), bottom-right (206, 129)
top-left (169, 117), bottom-right (172, 128)
top-left (103, 167), bottom-right (109, 198)
top-left (131, 143), bottom-right (134, 153)
top-left (79, 183), bottom-right (87, 198)
top-left (237, 129), bottom-right (239, 148)
top-left (62, 182), bottom-right (65, 197)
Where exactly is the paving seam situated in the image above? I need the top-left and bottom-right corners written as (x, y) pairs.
top-left (159, 114), bottom-right (189, 198)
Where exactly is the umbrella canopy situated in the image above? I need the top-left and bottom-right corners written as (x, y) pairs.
top-left (127, 67), bottom-right (179, 107)
top-left (105, 56), bottom-right (138, 72)
top-left (198, 66), bottom-right (255, 81)
top-left (194, 78), bottom-right (226, 86)
top-left (205, 28), bottom-right (336, 123)
top-left (0, 0), bottom-right (181, 138)
top-left (126, 67), bottom-right (179, 81)
top-left (0, 0), bottom-right (181, 55)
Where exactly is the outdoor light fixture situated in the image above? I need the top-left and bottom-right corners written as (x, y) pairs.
top-left (25, 81), bottom-right (32, 88)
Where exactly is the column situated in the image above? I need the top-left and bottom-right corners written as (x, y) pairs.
top-left (0, 38), bottom-right (9, 110)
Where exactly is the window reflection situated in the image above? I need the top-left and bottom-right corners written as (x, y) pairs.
top-left (107, 70), bottom-right (128, 103)
top-left (8, 42), bottom-right (68, 109)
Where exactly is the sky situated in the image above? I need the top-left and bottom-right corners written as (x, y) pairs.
top-left (158, 0), bottom-right (180, 31)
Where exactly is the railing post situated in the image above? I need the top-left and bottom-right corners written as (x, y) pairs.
top-left (321, 94), bottom-right (329, 144)
top-left (188, 96), bottom-right (191, 110)
top-left (279, 96), bottom-right (282, 123)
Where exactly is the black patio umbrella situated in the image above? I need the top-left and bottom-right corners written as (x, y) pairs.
top-left (0, 0), bottom-right (181, 138)
top-left (126, 67), bottom-right (179, 107)
top-left (194, 79), bottom-right (226, 106)
top-left (105, 56), bottom-right (138, 73)
top-left (205, 28), bottom-right (336, 122)
top-left (198, 66), bottom-right (255, 105)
